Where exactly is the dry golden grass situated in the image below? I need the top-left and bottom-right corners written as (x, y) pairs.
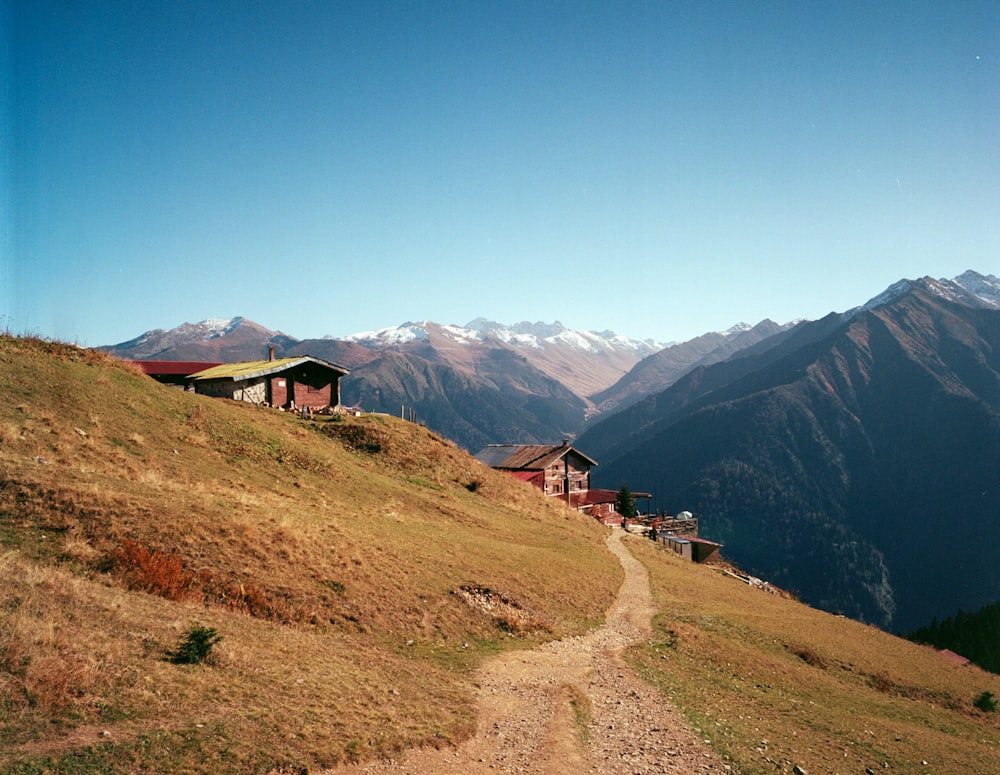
top-left (625, 536), bottom-right (1000, 774)
top-left (6, 335), bottom-right (996, 774)
top-left (0, 335), bottom-right (619, 773)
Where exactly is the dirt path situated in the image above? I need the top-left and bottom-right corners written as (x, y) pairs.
top-left (326, 529), bottom-right (727, 774)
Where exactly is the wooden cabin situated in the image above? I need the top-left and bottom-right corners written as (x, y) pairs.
top-left (474, 442), bottom-right (596, 498)
top-left (188, 353), bottom-right (350, 411)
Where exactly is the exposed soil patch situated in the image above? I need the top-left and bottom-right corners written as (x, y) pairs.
top-left (327, 529), bottom-right (727, 774)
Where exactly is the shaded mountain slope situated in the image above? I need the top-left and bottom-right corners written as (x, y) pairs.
top-left (585, 284), bottom-right (1000, 632)
top-left (589, 319), bottom-right (790, 415)
top-left (342, 348), bottom-right (586, 451)
top-left (579, 311), bottom-right (848, 465)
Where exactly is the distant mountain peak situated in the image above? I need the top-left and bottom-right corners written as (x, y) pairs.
top-left (950, 270), bottom-right (1000, 308)
top-left (852, 270), bottom-right (1000, 317)
top-left (722, 322), bottom-right (753, 337)
top-left (341, 323), bottom-right (431, 346)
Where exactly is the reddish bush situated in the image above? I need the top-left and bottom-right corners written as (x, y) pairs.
top-left (113, 538), bottom-right (197, 601)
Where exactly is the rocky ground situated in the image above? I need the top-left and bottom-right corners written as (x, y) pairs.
top-left (326, 529), bottom-right (730, 774)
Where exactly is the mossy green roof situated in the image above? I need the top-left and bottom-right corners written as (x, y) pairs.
top-left (188, 356), bottom-right (349, 382)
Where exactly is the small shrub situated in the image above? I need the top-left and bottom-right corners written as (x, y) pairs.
top-left (974, 690), bottom-right (997, 713)
top-left (320, 579), bottom-right (345, 596)
top-left (871, 670), bottom-right (893, 693)
top-left (790, 644), bottom-right (826, 669)
top-left (168, 624), bottom-right (222, 665)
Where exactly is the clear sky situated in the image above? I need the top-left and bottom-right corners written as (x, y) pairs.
top-left (4, 1), bottom-right (999, 347)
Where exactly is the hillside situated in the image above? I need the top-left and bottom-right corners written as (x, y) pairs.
top-left (1, 335), bottom-right (999, 774)
top-left (581, 280), bottom-right (1000, 633)
top-left (0, 335), bottom-right (619, 772)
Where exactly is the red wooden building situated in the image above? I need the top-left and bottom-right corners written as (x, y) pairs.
top-left (474, 442), bottom-right (597, 498)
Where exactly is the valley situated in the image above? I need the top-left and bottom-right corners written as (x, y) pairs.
top-left (1, 333), bottom-right (998, 773)
top-left (100, 271), bottom-right (1000, 638)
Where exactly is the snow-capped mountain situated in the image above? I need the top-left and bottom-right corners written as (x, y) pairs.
top-left (343, 319), bottom-right (665, 357)
top-left (853, 270), bottom-right (1000, 316)
top-left (339, 322), bottom-right (432, 347)
top-left (101, 317), bottom-right (286, 360)
top-left (948, 270), bottom-right (1000, 307)
top-left (337, 319), bottom-right (665, 400)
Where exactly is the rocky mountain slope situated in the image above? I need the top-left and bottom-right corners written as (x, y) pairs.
top-left (343, 319), bottom-right (663, 400)
top-left (579, 271), bottom-right (1000, 634)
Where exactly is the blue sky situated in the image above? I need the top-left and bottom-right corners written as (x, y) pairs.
top-left (4, 1), bottom-right (999, 346)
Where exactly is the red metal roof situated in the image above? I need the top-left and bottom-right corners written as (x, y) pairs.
top-left (568, 488), bottom-right (618, 507)
top-left (133, 361), bottom-right (222, 376)
top-left (938, 649), bottom-right (970, 666)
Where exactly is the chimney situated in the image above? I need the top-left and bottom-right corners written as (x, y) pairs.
top-left (268, 346), bottom-right (275, 361)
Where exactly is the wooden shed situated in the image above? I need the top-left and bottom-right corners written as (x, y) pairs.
top-left (188, 355), bottom-right (350, 411)
top-left (658, 533), bottom-right (722, 564)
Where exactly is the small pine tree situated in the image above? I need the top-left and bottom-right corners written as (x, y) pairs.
top-left (168, 623), bottom-right (223, 665)
top-left (616, 483), bottom-right (637, 519)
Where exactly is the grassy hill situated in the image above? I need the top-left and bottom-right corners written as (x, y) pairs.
top-left (626, 537), bottom-right (1000, 773)
top-left (0, 336), bottom-right (619, 772)
top-left (1, 335), bottom-right (998, 774)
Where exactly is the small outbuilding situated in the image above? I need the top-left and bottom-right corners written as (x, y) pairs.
top-left (657, 533), bottom-right (722, 563)
top-left (132, 361), bottom-right (223, 389)
top-left (188, 353), bottom-right (350, 411)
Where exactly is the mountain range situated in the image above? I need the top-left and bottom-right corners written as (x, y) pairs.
top-left (103, 317), bottom-right (796, 451)
top-left (105, 316), bottom-right (772, 452)
top-left (580, 270), bottom-right (1000, 633)
top-left (102, 270), bottom-right (1000, 634)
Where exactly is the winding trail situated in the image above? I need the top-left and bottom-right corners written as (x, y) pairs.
top-left (328, 529), bottom-right (726, 774)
